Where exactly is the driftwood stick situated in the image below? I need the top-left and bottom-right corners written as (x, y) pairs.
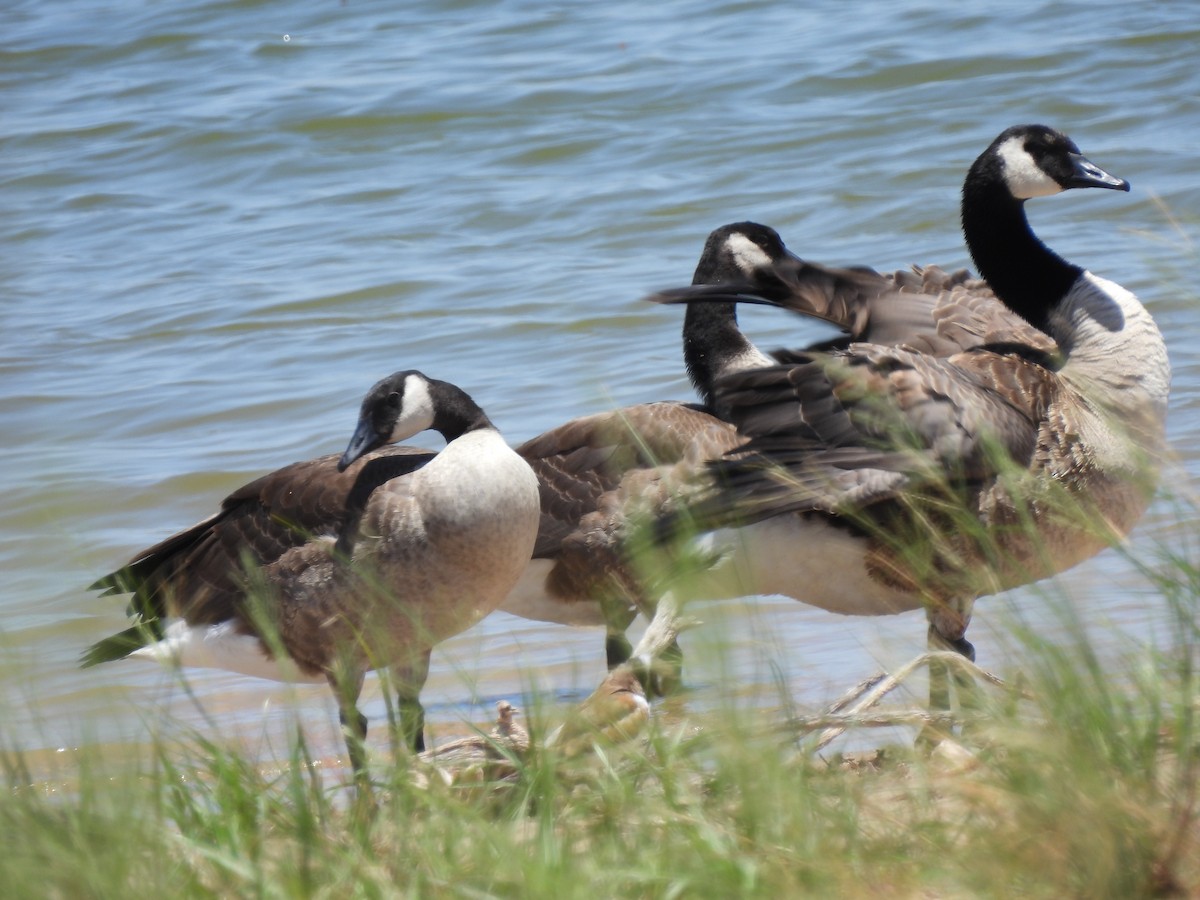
top-left (808, 650), bottom-right (1030, 752)
top-left (629, 591), bottom-right (702, 662)
top-left (812, 653), bottom-right (934, 751)
top-left (824, 672), bottom-right (889, 715)
top-left (795, 711), bottom-right (957, 731)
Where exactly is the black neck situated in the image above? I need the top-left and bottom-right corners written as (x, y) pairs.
top-left (682, 301), bottom-right (758, 410)
top-left (961, 176), bottom-right (1082, 334)
top-left (335, 452), bottom-right (436, 558)
top-left (428, 380), bottom-right (493, 442)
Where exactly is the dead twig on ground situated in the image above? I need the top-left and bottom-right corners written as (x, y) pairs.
top-left (790, 650), bottom-right (1032, 752)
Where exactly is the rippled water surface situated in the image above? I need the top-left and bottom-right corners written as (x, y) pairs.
top-left (4, 0), bottom-right (1199, 764)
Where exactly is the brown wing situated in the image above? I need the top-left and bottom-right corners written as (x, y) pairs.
top-left (91, 445), bottom-right (436, 627)
top-left (513, 402), bottom-right (743, 609)
top-left (650, 257), bottom-right (1058, 359)
top-left (917, 266), bottom-right (1058, 357)
top-left (516, 401), bottom-right (739, 559)
top-left (692, 343), bottom-right (1058, 526)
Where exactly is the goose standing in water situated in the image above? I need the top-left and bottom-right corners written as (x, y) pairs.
top-left (648, 125), bottom-right (1169, 718)
top-left (86, 371), bottom-right (540, 773)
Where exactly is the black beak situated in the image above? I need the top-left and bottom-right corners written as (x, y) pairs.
top-left (1066, 152), bottom-right (1130, 192)
top-left (338, 416), bottom-right (382, 472)
top-left (645, 284), bottom-right (784, 307)
top-left (646, 247), bottom-right (808, 308)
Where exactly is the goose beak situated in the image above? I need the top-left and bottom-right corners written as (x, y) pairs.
top-left (338, 417), bottom-right (382, 472)
top-left (646, 285), bottom-right (783, 306)
top-left (1067, 152), bottom-right (1130, 192)
top-left (645, 247), bottom-right (807, 308)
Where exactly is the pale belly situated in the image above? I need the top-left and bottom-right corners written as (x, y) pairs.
top-left (498, 517), bottom-right (921, 626)
top-left (691, 518), bottom-right (923, 617)
top-left (497, 559), bottom-right (608, 627)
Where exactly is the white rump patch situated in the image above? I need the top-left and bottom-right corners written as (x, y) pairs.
top-left (391, 373), bottom-right (436, 443)
top-left (726, 232), bottom-right (773, 275)
top-left (996, 135), bottom-right (1062, 199)
top-left (130, 619), bottom-right (327, 684)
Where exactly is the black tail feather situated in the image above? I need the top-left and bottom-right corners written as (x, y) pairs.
top-left (80, 620), bottom-right (163, 668)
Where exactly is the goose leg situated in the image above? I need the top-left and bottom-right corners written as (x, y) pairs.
top-left (600, 593), bottom-right (639, 670)
top-left (328, 667), bottom-right (370, 779)
top-left (601, 592), bottom-right (683, 696)
top-left (654, 637), bottom-right (684, 696)
top-left (392, 648), bottom-right (432, 753)
top-left (920, 598), bottom-right (979, 745)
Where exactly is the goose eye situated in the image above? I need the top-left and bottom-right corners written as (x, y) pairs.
top-left (387, 392), bottom-right (401, 408)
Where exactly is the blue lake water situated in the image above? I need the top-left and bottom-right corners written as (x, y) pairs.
top-left (3, 0), bottom-right (1198, 766)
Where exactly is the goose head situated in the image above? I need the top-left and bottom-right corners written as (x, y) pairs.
top-left (682, 222), bottom-right (796, 405)
top-left (338, 370), bottom-right (437, 472)
top-left (959, 125), bottom-right (1132, 332)
top-left (973, 123), bottom-right (1129, 201)
top-left (691, 221), bottom-right (795, 284)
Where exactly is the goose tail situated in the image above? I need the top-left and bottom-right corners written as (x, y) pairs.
top-left (80, 621), bottom-right (161, 668)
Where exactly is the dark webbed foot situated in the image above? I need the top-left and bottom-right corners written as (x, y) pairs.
top-left (398, 696), bottom-right (427, 753)
top-left (600, 592), bottom-right (639, 671)
top-left (946, 636), bottom-right (976, 662)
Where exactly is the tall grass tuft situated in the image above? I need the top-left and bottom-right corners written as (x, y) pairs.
top-left (5, 522), bottom-right (1199, 897)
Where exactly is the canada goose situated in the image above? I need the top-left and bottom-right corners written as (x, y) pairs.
top-left (81, 233), bottom-right (760, 710)
top-left (648, 125), bottom-right (1168, 719)
top-left (497, 223), bottom-right (997, 680)
top-left (499, 229), bottom-right (803, 670)
top-left (85, 370), bottom-right (541, 772)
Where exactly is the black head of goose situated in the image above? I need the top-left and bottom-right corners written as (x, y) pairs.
top-left (680, 222), bottom-right (779, 409)
top-left (643, 125), bottom-right (1169, 724)
top-left (86, 370), bottom-right (540, 773)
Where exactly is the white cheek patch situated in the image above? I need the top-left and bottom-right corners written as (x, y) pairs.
top-left (997, 135), bottom-right (1062, 199)
top-left (391, 374), bottom-right (436, 443)
top-left (725, 232), bottom-right (773, 276)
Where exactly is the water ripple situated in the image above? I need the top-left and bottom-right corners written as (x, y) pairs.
top-left (2, 0), bottom-right (1197, 759)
